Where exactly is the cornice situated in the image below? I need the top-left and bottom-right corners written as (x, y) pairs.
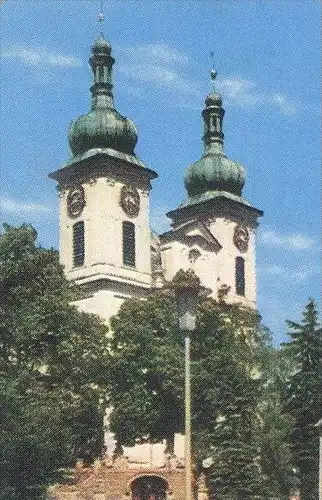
top-left (77, 277), bottom-right (152, 298)
top-left (49, 148), bottom-right (158, 186)
top-left (167, 193), bottom-right (263, 227)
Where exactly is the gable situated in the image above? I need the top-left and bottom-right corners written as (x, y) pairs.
top-left (160, 220), bottom-right (222, 253)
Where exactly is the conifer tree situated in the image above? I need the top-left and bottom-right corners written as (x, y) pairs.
top-left (193, 299), bottom-right (266, 499)
top-left (257, 343), bottom-right (296, 499)
top-left (283, 299), bottom-right (322, 500)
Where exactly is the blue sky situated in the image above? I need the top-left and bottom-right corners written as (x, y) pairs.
top-left (1, 0), bottom-right (320, 344)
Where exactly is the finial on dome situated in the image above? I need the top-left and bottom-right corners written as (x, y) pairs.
top-left (209, 51), bottom-right (218, 88)
top-left (200, 57), bottom-right (224, 152)
top-left (210, 68), bottom-right (217, 85)
top-left (97, 0), bottom-right (105, 35)
top-left (94, 1), bottom-right (111, 52)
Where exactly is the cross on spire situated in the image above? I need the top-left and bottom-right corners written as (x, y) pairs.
top-left (210, 51), bottom-right (215, 67)
top-left (98, 0), bottom-right (105, 34)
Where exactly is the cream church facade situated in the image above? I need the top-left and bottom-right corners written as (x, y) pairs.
top-left (49, 34), bottom-right (262, 467)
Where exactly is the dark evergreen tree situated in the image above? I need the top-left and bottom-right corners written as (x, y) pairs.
top-left (283, 299), bottom-right (322, 500)
top-left (0, 224), bottom-right (110, 499)
top-left (193, 299), bottom-right (265, 500)
top-left (256, 341), bottom-right (297, 499)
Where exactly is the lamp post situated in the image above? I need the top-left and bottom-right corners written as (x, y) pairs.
top-left (172, 269), bottom-right (211, 500)
top-left (175, 285), bottom-right (199, 500)
top-left (315, 418), bottom-right (322, 500)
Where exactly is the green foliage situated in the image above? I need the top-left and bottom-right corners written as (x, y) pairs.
top-left (0, 375), bottom-right (73, 500)
top-left (170, 268), bottom-right (201, 290)
top-left (282, 299), bottom-right (322, 500)
top-left (0, 224), bottom-right (110, 499)
top-left (256, 341), bottom-right (297, 498)
top-left (192, 300), bottom-right (265, 499)
top-left (108, 288), bottom-right (268, 497)
top-left (108, 293), bottom-right (183, 446)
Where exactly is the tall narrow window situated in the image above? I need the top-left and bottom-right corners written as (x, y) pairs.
top-left (235, 256), bottom-right (245, 296)
top-left (73, 221), bottom-right (84, 267)
top-left (123, 221), bottom-right (135, 267)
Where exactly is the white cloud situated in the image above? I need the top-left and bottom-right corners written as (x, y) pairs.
top-left (259, 264), bottom-right (285, 277)
top-left (118, 43), bottom-right (297, 116)
top-left (121, 43), bottom-right (189, 66)
top-left (3, 41), bottom-right (296, 114)
top-left (217, 77), bottom-right (259, 106)
top-left (259, 263), bottom-right (319, 282)
top-left (0, 197), bottom-right (51, 215)
top-left (118, 42), bottom-right (200, 99)
top-left (2, 44), bottom-right (81, 68)
top-left (119, 63), bottom-right (198, 95)
top-left (271, 93), bottom-right (296, 116)
top-left (150, 206), bottom-right (171, 234)
top-left (216, 77), bottom-right (297, 115)
top-left (260, 229), bottom-right (315, 250)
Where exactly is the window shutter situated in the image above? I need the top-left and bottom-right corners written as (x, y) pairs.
top-left (235, 256), bottom-right (245, 296)
top-left (73, 221), bottom-right (85, 267)
top-left (123, 221), bottom-right (135, 267)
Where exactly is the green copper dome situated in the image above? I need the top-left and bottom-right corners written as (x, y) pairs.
top-left (68, 36), bottom-right (138, 157)
top-left (92, 35), bottom-right (111, 50)
top-left (185, 148), bottom-right (245, 197)
top-left (68, 108), bottom-right (137, 156)
top-left (184, 71), bottom-right (246, 199)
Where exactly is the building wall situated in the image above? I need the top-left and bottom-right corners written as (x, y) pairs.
top-left (160, 213), bottom-right (258, 308)
top-left (56, 159), bottom-right (260, 468)
top-left (208, 216), bottom-right (257, 307)
top-left (58, 169), bottom-right (154, 320)
top-left (59, 175), bottom-right (152, 286)
top-left (72, 288), bottom-right (135, 323)
top-left (161, 241), bottom-right (219, 297)
top-left (50, 462), bottom-right (186, 500)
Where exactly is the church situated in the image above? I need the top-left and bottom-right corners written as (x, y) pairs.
top-left (49, 29), bottom-right (262, 500)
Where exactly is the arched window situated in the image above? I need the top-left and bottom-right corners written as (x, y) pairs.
top-left (211, 115), bottom-right (217, 131)
top-left (235, 256), bottom-right (245, 296)
top-left (73, 221), bottom-right (84, 267)
top-left (123, 221), bottom-right (135, 267)
top-left (98, 65), bottom-right (104, 82)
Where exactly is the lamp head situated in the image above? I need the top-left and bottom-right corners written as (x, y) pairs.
top-left (176, 288), bottom-right (199, 332)
top-left (171, 269), bottom-right (211, 332)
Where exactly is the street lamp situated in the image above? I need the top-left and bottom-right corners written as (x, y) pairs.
top-left (315, 418), bottom-right (322, 500)
top-left (173, 270), bottom-right (210, 500)
top-left (176, 285), bottom-right (199, 500)
top-left (176, 286), bottom-right (198, 500)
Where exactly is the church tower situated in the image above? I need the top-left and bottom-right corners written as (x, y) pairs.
top-left (49, 35), bottom-right (157, 320)
top-left (49, 27), bottom-right (265, 498)
top-left (160, 70), bottom-right (263, 308)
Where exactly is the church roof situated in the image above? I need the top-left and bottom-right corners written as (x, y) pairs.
top-left (160, 219), bottom-right (222, 252)
top-left (68, 35), bottom-right (138, 158)
top-left (183, 70), bottom-right (246, 204)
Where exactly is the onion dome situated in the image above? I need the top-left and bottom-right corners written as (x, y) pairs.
top-left (92, 35), bottom-right (111, 51)
top-left (68, 35), bottom-right (138, 157)
top-left (184, 70), bottom-right (246, 198)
